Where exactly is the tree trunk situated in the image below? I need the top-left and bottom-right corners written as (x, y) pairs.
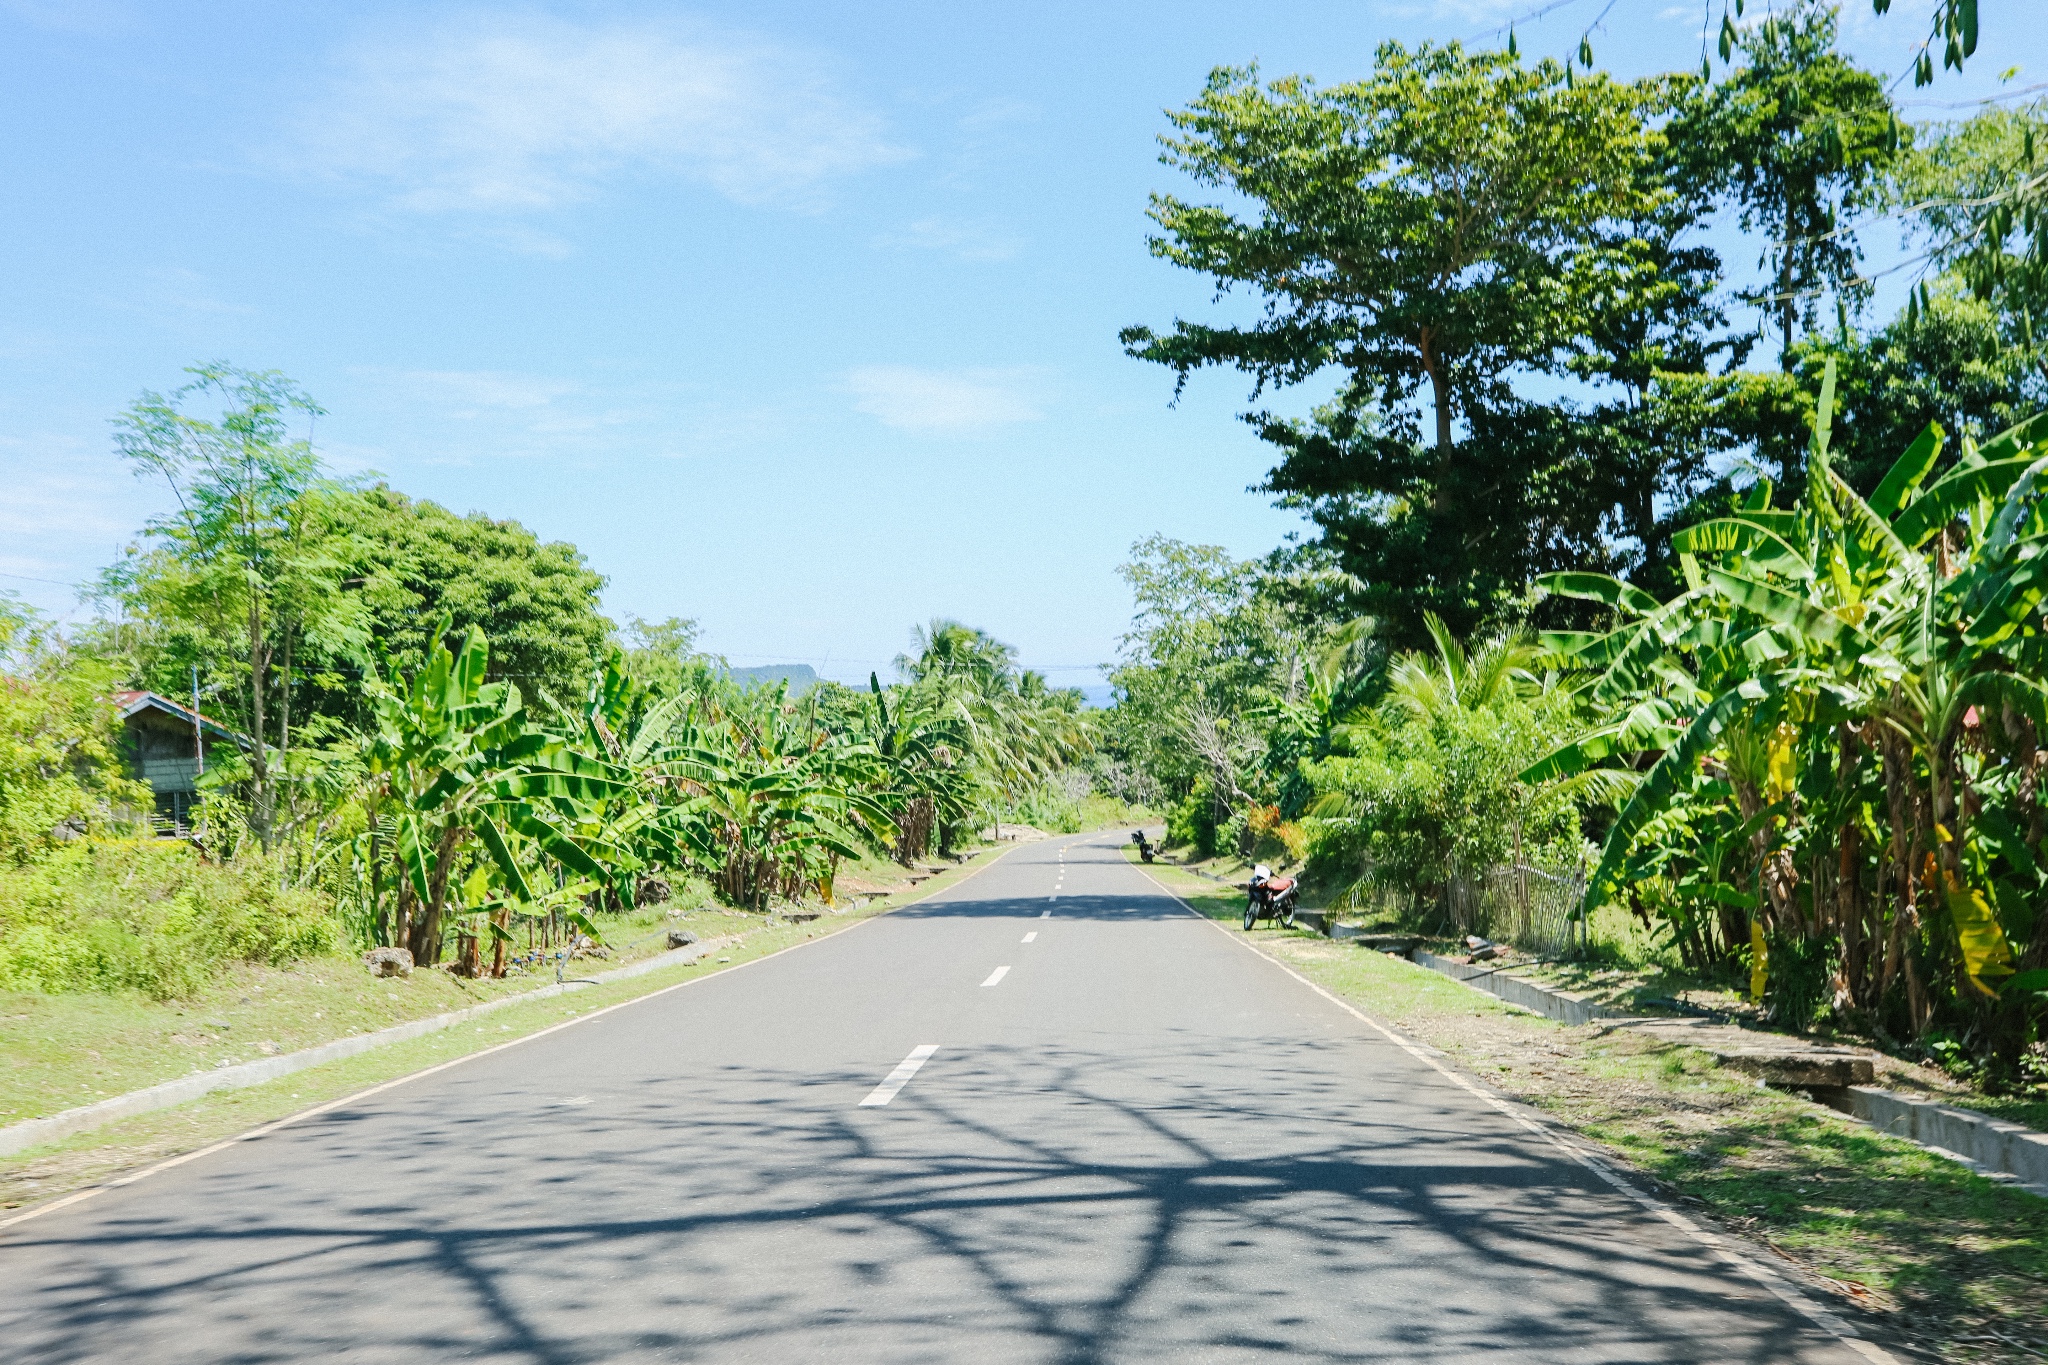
top-left (278, 627), bottom-right (292, 839)
top-left (1418, 327), bottom-right (1454, 463)
top-left (1779, 202), bottom-right (1796, 371)
top-left (489, 906), bottom-right (510, 978)
top-left (406, 824), bottom-right (464, 966)
top-left (246, 596), bottom-right (274, 848)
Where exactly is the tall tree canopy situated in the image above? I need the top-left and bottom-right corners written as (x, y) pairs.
top-left (1673, 1), bottom-right (1898, 364)
top-left (1123, 47), bottom-right (1714, 644)
top-left (105, 364), bottom-right (360, 844)
top-left (1123, 46), bottom-right (1668, 458)
top-left (321, 485), bottom-right (612, 718)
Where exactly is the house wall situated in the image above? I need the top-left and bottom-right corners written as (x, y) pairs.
top-left (124, 710), bottom-right (230, 829)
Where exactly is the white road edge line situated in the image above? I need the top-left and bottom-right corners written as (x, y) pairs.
top-left (1130, 863), bottom-right (1900, 1365)
top-left (858, 1044), bottom-right (940, 1107)
top-left (981, 966), bottom-right (1011, 987)
top-left (1022, 932), bottom-right (1037, 943)
top-left (0, 841), bottom-right (1034, 1234)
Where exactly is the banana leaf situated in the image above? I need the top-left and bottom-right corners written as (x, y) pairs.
top-left (1869, 421), bottom-right (1945, 517)
top-left (1703, 569), bottom-right (1869, 656)
top-left (1893, 456), bottom-right (2042, 548)
top-left (1537, 572), bottom-right (1665, 617)
top-left (1582, 678), bottom-right (1778, 916)
top-left (1671, 519), bottom-right (1814, 580)
top-left (1946, 881), bottom-right (2017, 995)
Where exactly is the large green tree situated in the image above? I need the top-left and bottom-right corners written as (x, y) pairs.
top-left (104, 364), bottom-right (365, 845)
top-left (1124, 46), bottom-right (1667, 460)
top-left (1124, 47), bottom-right (1715, 643)
top-left (290, 485), bottom-right (613, 733)
top-left (1673, 2), bottom-right (1898, 365)
top-left (1898, 101), bottom-right (2048, 349)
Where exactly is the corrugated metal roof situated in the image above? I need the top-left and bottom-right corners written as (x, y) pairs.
top-left (114, 690), bottom-right (250, 747)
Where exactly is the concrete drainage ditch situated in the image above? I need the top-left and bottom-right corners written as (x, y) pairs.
top-left (1335, 928), bottom-right (2048, 1199)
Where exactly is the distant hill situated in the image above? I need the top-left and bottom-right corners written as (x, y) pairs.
top-left (727, 663), bottom-right (820, 695)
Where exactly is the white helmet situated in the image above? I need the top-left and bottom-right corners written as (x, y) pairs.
top-left (1252, 864), bottom-right (1271, 880)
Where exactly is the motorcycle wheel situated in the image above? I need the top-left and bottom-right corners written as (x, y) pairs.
top-left (1243, 901), bottom-right (1259, 931)
top-left (1281, 901), bottom-right (1296, 930)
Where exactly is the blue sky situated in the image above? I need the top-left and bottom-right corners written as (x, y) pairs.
top-left (1, 0), bottom-right (2036, 692)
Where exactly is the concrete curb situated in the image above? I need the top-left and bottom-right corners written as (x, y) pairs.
top-left (1410, 951), bottom-right (2048, 1198)
top-left (1411, 949), bottom-right (1619, 1025)
top-left (1845, 1086), bottom-right (2048, 1198)
top-left (0, 938), bottom-right (735, 1159)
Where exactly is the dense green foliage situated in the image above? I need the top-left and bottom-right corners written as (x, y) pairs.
top-left (0, 841), bottom-right (334, 998)
top-left (0, 356), bottom-right (1101, 995)
top-left (1123, 47), bottom-right (1693, 643)
top-left (0, 602), bottom-right (149, 865)
top-left (1528, 366), bottom-right (2048, 1067)
top-left (1105, 7), bottom-right (2048, 1082)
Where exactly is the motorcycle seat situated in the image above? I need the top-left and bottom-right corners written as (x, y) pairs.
top-left (1261, 876), bottom-right (1295, 894)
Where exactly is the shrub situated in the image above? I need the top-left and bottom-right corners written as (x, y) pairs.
top-left (1303, 695), bottom-right (1580, 904)
top-left (1166, 778), bottom-right (1219, 857)
top-left (0, 609), bottom-right (150, 863)
top-left (0, 840), bottom-right (337, 998)
top-left (1245, 804), bottom-right (1306, 865)
top-left (1009, 778), bottom-right (1084, 834)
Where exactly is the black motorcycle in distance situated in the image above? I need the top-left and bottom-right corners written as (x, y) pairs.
top-left (1244, 863), bottom-right (1298, 930)
top-left (1130, 830), bottom-right (1156, 863)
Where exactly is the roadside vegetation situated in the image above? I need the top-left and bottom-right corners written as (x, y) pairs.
top-left (1, 367), bottom-right (1138, 1134)
top-left (1098, 5), bottom-right (2048, 1122)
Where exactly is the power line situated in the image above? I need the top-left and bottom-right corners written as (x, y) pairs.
top-left (0, 571), bottom-right (87, 588)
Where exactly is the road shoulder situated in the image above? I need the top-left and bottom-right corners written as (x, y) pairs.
top-left (1133, 854), bottom-right (2046, 1365)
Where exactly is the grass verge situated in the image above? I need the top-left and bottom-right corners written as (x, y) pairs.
top-left (1137, 853), bottom-right (2048, 1365)
top-left (0, 842), bottom-right (1014, 1218)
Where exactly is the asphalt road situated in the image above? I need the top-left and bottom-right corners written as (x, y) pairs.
top-left (1, 834), bottom-right (1881, 1363)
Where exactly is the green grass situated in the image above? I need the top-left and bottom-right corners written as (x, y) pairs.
top-left (1134, 852), bottom-right (2048, 1361)
top-left (0, 842), bottom-right (1017, 1215)
top-left (0, 897), bottom-right (736, 1127)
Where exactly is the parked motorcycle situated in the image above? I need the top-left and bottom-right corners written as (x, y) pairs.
top-left (1130, 829), bottom-right (1156, 863)
top-left (1243, 864), bottom-right (1298, 930)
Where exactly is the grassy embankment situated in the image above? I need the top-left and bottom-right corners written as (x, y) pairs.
top-left (1147, 841), bottom-right (2048, 1135)
top-left (0, 843), bottom-right (1015, 1216)
top-left (1135, 852), bottom-right (2048, 1365)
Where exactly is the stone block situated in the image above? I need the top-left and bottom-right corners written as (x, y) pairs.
top-left (1713, 1049), bottom-right (1875, 1088)
top-left (363, 947), bottom-right (413, 978)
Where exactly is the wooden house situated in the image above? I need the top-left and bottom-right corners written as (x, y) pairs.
top-left (114, 690), bottom-right (248, 832)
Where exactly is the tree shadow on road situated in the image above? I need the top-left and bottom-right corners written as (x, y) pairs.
top-left (3, 1032), bottom-right (1855, 1363)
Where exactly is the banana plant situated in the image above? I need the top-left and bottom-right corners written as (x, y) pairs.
top-left (361, 617), bottom-right (630, 966)
top-left (1524, 359), bottom-right (2048, 1040)
top-left (654, 683), bottom-right (893, 911)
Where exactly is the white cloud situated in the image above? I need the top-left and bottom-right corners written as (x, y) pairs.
top-left (288, 15), bottom-right (912, 217)
top-left (842, 366), bottom-right (1044, 433)
top-left (878, 217), bottom-right (1020, 262)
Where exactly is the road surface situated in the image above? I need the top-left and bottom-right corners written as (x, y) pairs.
top-left (0, 834), bottom-right (1880, 1362)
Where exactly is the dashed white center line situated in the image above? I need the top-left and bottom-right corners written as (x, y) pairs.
top-left (859, 1044), bottom-right (939, 1107)
top-left (981, 965), bottom-right (1011, 987)
top-left (1041, 909), bottom-right (1051, 918)
top-left (1022, 932), bottom-right (1037, 943)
